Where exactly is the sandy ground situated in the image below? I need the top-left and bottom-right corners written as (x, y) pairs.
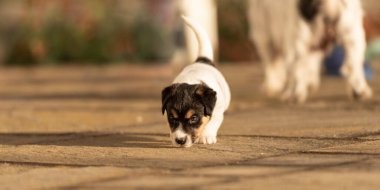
top-left (0, 63), bottom-right (379, 190)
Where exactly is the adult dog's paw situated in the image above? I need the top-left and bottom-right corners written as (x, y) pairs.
top-left (351, 86), bottom-right (373, 101)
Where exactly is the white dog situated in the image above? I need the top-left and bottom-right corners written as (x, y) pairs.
top-left (248, 0), bottom-right (372, 102)
top-left (162, 16), bottom-right (230, 148)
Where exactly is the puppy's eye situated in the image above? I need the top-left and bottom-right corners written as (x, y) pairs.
top-left (189, 115), bottom-right (199, 124)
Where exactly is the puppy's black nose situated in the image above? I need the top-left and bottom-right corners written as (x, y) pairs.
top-left (175, 138), bottom-right (187, 145)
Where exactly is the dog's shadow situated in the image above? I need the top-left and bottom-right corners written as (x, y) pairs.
top-left (0, 132), bottom-right (174, 149)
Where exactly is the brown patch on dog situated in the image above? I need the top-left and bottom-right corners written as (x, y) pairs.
top-left (195, 84), bottom-right (206, 96)
top-left (194, 116), bottom-right (210, 139)
top-left (170, 109), bottom-right (179, 119)
top-left (185, 109), bottom-right (195, 119)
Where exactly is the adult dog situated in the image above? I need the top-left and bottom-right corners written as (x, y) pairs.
top-left (248, 0), bottom-right (372, 102)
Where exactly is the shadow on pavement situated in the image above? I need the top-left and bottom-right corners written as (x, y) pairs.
top-left (0, 132), bottom-right (174, 149)
top-left (0, 92), bottom-right (160, 101)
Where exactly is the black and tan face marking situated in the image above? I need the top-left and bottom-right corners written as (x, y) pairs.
top-left (161, 83), bottom-right (216, 147)
top-left (171, 109), bottom-right (179, 119)
top-left (166, 108), bottom-right (211, 147)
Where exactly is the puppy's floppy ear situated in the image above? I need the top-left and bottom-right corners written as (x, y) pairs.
top-left (195, 84), bottom-right (217, 116)
top-left (161, 84), bottom-right (176, 115)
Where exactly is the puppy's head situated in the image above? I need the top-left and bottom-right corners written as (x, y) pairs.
top-left (162, 83), bottom-right (216, 147)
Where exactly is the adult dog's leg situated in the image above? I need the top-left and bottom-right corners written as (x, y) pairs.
top-left (338, 0), bottom-right (372, 100)
top-left (181, 0), bottom-right (218, 63)
top-left (264, 58), bottom-right (287, 97)
top-left (286, 50), bottom-right (323, 103)
top-left (282, 21), bottom-right (313, 103)
top-left (283, 54), bottom-right (309, 103)
top-left (307, 50), bottom-right (323, 93)
top-left (341, 32), bottom-right (372, 100)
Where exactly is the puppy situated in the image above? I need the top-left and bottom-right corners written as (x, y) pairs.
top-left (162, 16), bottom-right (231, 148)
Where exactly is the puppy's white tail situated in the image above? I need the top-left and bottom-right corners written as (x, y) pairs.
top-left (182, 15), bottom-right (214, 62)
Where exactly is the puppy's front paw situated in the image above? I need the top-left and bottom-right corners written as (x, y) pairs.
top-left (198, 135), bottom-right (217, 144)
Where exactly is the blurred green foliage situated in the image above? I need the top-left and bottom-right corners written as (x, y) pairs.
top-left (0, 0), bottom-right (250, 65)
top-left (217, 0), bottom-right (254, 62)
top-left (129, 14), bottom-right (174, 62)
top-left (1, 1), bottom-right (174, 65)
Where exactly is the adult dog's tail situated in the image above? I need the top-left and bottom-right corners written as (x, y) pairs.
top-left (182, 16), bottom-right (214, 65)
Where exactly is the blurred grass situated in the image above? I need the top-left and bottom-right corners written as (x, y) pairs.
top-left (217, 0), bottom-right (255, 62)
top-left (0, 0), bottom-right (251, 65)
top-left (0, 1), bottom-right (176, 65)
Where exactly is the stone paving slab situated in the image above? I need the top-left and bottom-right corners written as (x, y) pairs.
top-left (0, 130), bottom-right (366, 169)
top-left (308, 140), bottom-right (380, 155)
top-left (0, 109), bottom-right (160, 133)
top-left (221, 109), bottom-right (380, 138)
top-left (0, 163), bottom-right (37, 176)
top-left (360, 135), bottom-right (380, 140)
top-left (0, 64), bottom-right (380, 189)
top-left (204, 169), bottom-right (380, 190)
top-left (0, 166), bottom-right (134, 190)
top-left (79, 173), bottom-right (224, 190)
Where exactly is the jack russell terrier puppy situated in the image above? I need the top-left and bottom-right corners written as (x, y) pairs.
top-left (162, 16), bottom-right (231, 148)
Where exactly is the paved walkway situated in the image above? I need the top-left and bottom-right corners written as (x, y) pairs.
top-left (0, 64), bottom-right (379, 190)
